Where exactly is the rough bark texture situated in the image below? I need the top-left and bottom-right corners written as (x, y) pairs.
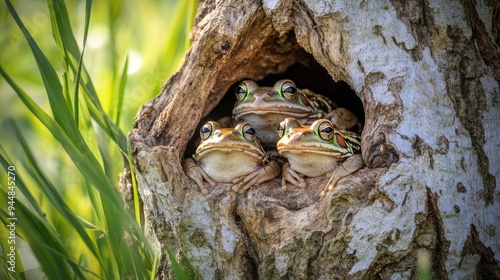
top-left (128, 0), bottom-right (500, 279)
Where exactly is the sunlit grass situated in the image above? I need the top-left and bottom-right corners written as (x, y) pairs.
top-left (0, 0), bottom-right (196, 279)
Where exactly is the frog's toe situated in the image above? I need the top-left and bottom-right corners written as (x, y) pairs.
top-left (200, 186), bottom-right (210, 195)
top-left (231, 184), bottom-right (240, 193)
top-left (320, 189), bottom-right (328, 197)
top-left (320, 183), bottom-right (336, 197)
top-left (281, 176), bottom-right (289, 191)
top-left (283, 172), bottom-right (307, 189)
top-left (281, 163), bottom-right (306, 190)
top-left (238, 183), bottom-right (254, 194)
top-left (231, 176), bottom-right (243, 184)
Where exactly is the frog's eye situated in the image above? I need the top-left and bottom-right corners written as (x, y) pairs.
top-left (277, 121), bottom-right (286, 138)
top-left (280, 80), bottom-right (297, 100)
top-left (278, 118), bottom-right (301, 138)
top-left (242, 123), bottom-right (257, 141)
top-left (317, 120), bottom-right (335, 141)
top-left (200, 122), bottom-right (219, 140)
top-left (200, 123), bottom-right (213, 140)
top-left (235, 82), bottom-right (248, 101)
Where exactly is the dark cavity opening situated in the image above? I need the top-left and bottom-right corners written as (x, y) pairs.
top-left (185, 52), bottom-right (364, 157)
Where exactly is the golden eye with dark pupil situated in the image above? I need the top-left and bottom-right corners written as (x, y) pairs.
top-left (242, 124), bottom-right (256, 141)
top-left (277, 123), bottom-right (285, 138)
top-left (200, 123), bottom-right (213, 140)
top-left (318, 121), bottom-right (335, 141)
top-left (235, 83), bottom-right (248, 101)
top-left (281, 82), bottom-right (297, 100)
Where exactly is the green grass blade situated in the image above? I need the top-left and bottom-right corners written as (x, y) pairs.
top-left (149, 252), bottom-right (159, 280)
top-left (0, 157), bottom-right (85, 279)
top-left (71, 0), bottom-right (91, 125)
top-left (2, 65), bottom-right (155, 278)
top-left (186, 0), bottom-right (197, 49)
top-left (83, 179), bottom-right (114, 278)
top-left (5, 0), bottom-right (80, 140)
top-left (6, 0), bottom-right (128, 214)
top-left (78, 87), bottom-right (105, 168)
top-left (115, 55), bottom-right (129, 126)
top-left (0, 65), bottom-right (120, 209)
top-left (0, 218), bottom-right (25, 279)
top-left (0, 257), bottom-right (23, 280)
top-left (166, 248), bottom-right (188, 280)
top-left (0, 145), bottom-right (45, 221)
top-left (76, 215), bottom-right (103, 231)
top-left (62, 72), bottom-right (74, 117)
top-left (106, 0), bottom-right (119, 120)
top-left (81, 82), bottom-right (129, 158)
top-left (2, 0), bottom-right (193, 278)
top-left (10, 121), bottom-right (104, 266)
top-left (127, 137), bottom-right (141, 225)
top-left (47, 0), bottom-right (128, 157)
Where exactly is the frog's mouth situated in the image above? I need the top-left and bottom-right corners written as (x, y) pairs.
top-left (233, 106), bottom-right (314, 118)
top-left (196, 145), bottom-right (266, 159)
top-left (277, 145), bottom-right (350, 158)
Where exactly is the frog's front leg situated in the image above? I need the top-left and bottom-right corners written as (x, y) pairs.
top-left (183, 158), bottom-right (217, 195)
top-left (231, 160), bottom-right (281, 193)
top-left (281, 162), bottom-right (307, 191)
top-left (320, 154), bottom-right (364, 197)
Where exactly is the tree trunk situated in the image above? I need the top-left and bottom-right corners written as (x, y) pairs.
top-left (128, 0), bottom-right (500, 279)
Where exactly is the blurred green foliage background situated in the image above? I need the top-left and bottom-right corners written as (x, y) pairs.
top-left (0, 0), bottom-right (196, 278)
top-left (1, 0), bottom-right (195, 154)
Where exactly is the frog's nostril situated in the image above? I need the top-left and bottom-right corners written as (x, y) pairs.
top-left (260, 92), bottom-right (270, 99)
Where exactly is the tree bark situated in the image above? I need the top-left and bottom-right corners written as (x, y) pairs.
top-left (128, 0), bottom-right (500, 279)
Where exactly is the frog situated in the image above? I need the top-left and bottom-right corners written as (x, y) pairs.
top-left (183, 121), bottom-right (281, 194)
top-left (232, 79), bottom-right (360, 148)
top-left (276, 118), bottom-right (363, 197)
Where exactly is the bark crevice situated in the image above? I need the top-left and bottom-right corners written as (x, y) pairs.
top-left (425, 188), bottom-right (450, 280)
top-left (461, 224), bottom-right (500, 279)
top-left (461, 0), bottom-right (500, 79)
top-left (442, 32), bottom-right (496, 205)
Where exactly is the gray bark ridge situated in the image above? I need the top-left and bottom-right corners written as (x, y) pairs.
top-left (129, 0), bottom-right (500, 279)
